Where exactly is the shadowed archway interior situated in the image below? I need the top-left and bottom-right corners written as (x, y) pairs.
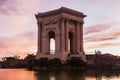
top-left (69, 31), bottom-right (74, 53)
top-left (48, 31), bottom-right (55, 54)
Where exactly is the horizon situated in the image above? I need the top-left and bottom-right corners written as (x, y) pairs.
top-left (0, 0), bottom-right (120, 58)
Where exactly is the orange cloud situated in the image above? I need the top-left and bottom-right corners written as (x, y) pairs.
top-left (0, 32), bottom-right (37, 58)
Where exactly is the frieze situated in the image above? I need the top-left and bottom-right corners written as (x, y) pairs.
top-left (44, 19), bottom-right (58, 25)
top-left (46, 27), bottom-right (56, 32)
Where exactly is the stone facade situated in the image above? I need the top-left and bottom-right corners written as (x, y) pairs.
top-left (35, 7), bottom-right (86, 61)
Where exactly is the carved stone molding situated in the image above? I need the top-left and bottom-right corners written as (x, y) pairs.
top-left (44, 19), bottom-right (58, 25)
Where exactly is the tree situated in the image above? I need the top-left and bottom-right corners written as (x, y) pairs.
top-left (24, 54), bottom-right (36, 61)
top-left (95, 50), bottom-right (102, 55)
top-left (24, 54), bottom-right (36, 69)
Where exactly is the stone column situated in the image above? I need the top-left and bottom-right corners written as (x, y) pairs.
top-left (80, 22), bottom-right (84, 52)
top-left (55, 34), bottom-right (61, 53)
top-left (55, 19), bottom-right (61, 54)
top-left (37, 21), bottom-right (42, 53)
top-left (77, 21), bottom-right (80, 52)
top-left (61, 18), bottom-right (65, 52)
top-left (42, 30), bottom-right (49, 54)
top-left (65, 19), bottom-right (69, 52)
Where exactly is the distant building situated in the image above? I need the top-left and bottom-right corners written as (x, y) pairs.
top-left (35, 7), bottom-right (86, 61)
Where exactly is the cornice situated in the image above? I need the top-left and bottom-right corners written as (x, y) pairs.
top-left (35, 7), bottom-right (86, 20)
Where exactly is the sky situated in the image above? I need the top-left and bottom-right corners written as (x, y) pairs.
top-left (0, 0), bottom-right (120, 58)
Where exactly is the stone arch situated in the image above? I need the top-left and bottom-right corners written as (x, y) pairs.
top-left (48, 31), bottom-right (55, 54)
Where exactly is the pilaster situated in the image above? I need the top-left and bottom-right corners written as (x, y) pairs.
top-left (37, 21), bottom-right (42, 53)
top-left (65, 19), bottom-right (69, 52)
top-left (61, 18), bottom-right (65, 52)
top-left (77, 21), bottom-right (80, 52)
top-left (80, 23), bottom-right (84, 52)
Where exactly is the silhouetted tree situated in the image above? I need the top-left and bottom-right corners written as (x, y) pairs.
top-left (1, 56), bottom-right (24, 68)
top-left (24, 54), bottom-right (36, 69)
top-left (95, 50), bottom-right (102, 55)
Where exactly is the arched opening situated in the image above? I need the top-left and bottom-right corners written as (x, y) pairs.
top-left (68, 39), bottom-right (70, 52)
top-left (69, 32), bottom-right (74, 53)
top-left (48, 31), bottom-right (55, 55)
top-left (50, 38), bottom-right (55, 54)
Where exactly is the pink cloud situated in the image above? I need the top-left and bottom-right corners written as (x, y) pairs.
top-left (84, 22), bottom-right (120, 54)
top-left (0, 0), bottom-right (41, 15)
top-left (85, 42), bottom-right (120, 54)
top-left (0, 31), bottom-right (35, 47)
top-left (84, 24), bottom-right (110, 35)
top-left (85, 36), bottom-right (116, 42)
top-left (14, 32), bottom-right (36, 43)
top-left (0, 0), bottom-right (20, 15)
top-left (84, 23), bottom-right (120, 42)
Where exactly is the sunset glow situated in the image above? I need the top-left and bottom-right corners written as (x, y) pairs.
top-left (0, 0), bottom-right (120, 58)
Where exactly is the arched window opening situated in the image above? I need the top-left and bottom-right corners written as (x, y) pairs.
top-left (68, 39), bottom-right (70, 52)
top-left (69, 32), bottom-right (74, 53)
top-left (48, 31), bottom-right (55, 55)
top-left (50, 38), bottom-right (55, 54)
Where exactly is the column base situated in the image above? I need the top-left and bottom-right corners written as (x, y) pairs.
top-left (67, 52), bottom-right (86, 62)
top-left (36, 51), bottom-right (86, 62)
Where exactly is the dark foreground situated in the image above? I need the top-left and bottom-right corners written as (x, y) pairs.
top-left (1, 53), bottom-right (120, 70)
top-left (0, 69), bottom-right (120, 80)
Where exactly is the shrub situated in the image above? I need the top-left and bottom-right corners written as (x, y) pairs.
top-left (36, 58), bottom-right (49, 67)
top-left (48, 58), bottom-right (62, 67)
top-left (66, 57), bottom-right (86, 67)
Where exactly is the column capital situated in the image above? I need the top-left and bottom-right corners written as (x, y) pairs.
top-left (60, 17), bottom-right (70, 22)
top-left (76, 21), bottom-right (84, 24)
